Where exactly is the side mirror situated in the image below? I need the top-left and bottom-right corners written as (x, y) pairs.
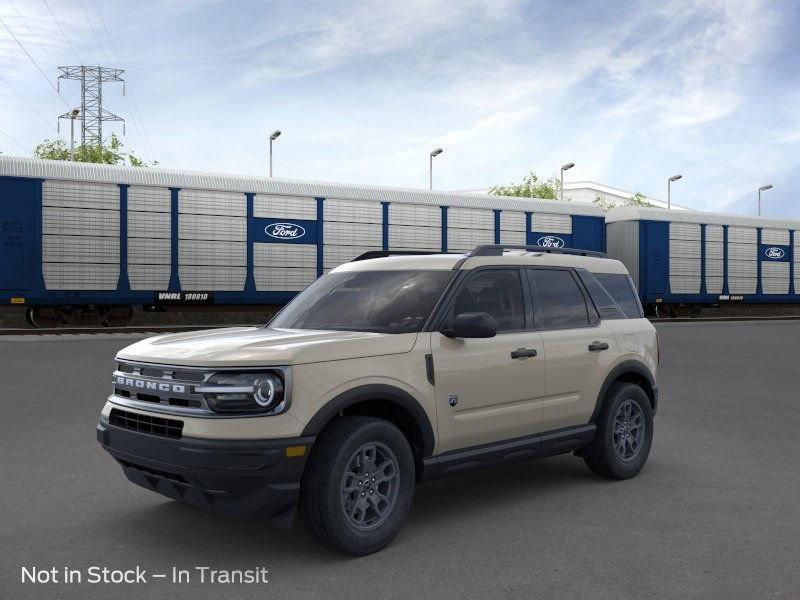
top-left (442, 312), bottom-right (497, 339)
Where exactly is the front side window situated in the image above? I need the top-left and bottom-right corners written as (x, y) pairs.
top-left (448, 269), bottom-right (525, 332)
top-left (270, 270), bottom-right (453, 333)
top-left (529, 269), bottom-right (590, 329)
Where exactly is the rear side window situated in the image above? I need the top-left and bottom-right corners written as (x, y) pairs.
top-left (594, 273), bottom-right (644, 318)
top-left (528, 269), bottom-right (590, 329)
top-left (577, 270), bottom-right (626, 320)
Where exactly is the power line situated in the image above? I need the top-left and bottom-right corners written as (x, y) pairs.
top-left (42, 0), bottom-right (83, 66)
top-left (0, 14), bottom-right (70, 108)
top-left (0, 72), bottom-right (59, 132)
top-left (76, 0), bottom-right (112, 64)
top-left (89, 0), bottom-right (156, 162)
top-left (0, 126), bottom-right (31, 153)
top-left (7, 0), bottom-right (81, 106)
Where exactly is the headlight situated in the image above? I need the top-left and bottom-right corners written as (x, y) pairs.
top-left (196, 372), bottom-right (286, 414)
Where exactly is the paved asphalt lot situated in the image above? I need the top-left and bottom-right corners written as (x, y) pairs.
top-left (2, 322), bottom-right (800, 600)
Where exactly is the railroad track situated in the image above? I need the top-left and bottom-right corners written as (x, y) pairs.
top-left (5, 315), bottom-right (800, 335)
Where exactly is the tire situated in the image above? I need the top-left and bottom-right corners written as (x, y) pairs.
top-left (298, 415), bottom-right (415, 556)
top-left (584, 383), bottom-right (654, 480)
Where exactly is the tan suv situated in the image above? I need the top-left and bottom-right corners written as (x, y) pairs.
top-left (97, 244), bottom-right (659, 555)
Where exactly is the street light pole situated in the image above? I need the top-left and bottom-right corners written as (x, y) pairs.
top-left (758, 184), bottom-right (773, 216)
top-left (69, 108), bottom-right (80, 161)
top-left (429, 148), bottom-right (443, 190)
top-left (667, 174), bottom-right (683, 209)
top-left (269, 130), bottom-right (281, 177)
top-left (560, 162), bottom-right (575, 202)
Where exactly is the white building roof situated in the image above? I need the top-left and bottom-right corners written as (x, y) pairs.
top-left (606, 205), bottom-right (800, 230)
top-left (0, 156), bottom-right (604, 217)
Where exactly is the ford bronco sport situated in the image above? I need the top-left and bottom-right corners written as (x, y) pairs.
top-left (97, 245), bottom-right (659, 555)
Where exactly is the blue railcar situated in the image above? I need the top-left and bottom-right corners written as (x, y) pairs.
top-left (0, 157), bottom-right (605, 326)
top-left (606, 206), bottom-right (800, 317)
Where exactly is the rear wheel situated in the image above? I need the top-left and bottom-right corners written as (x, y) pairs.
top-left (584, 383), bottom-right (653, 479)
top-left (298, 416), bottom-right (415, 556)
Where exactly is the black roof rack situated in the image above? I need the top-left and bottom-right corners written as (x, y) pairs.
top-left (468, 244), bottom-right (607, 258)
top-left (351, 250), bottom-right (450, 262)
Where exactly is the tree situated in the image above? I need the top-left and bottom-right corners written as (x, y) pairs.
top-left (489, 171), bottom-right (564, 200)
top-left (33, 134), bottom-right (156, 166)
top-left (593, 191), bottom-right (653, 211)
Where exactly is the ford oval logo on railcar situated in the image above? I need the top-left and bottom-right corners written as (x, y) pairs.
top-left (536, 235), bottom-right (566, 248)
top-left (265, 222), bottom-right (306, 240)
top-left (764, 246), bottom-right (786, 260)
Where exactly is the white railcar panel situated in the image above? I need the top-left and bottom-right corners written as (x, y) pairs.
top-left (43, 235), bottom-right (119, 264)
top-left (669, 275), bottom-right (700, 294)
top-left (448, 207), bottom-right (492, 230)
top-left (728, 277), bottom-right (757, 294)
top-left (669, 239), bottom-right (701, 259)
top-left (254, 268), bottom-right (317, 291)
top-left (129, 265), bottom-right (171, 290)
top-left (501, 211), bottom-right (526, 232)
top-left (179, 189), bottom-right (245, 216)
top-left (706, 276), bottom-right (723, 294)
top-left (705, 240), bottom-right (724, 260)
top-left (388, 225), bottom-right (440, 250)
top-left (324, 245), bottom-right (381, 270)
top-left (254, 243), bottom-right (316, 268)
top-left (532, 213), bottom-right (571, 234)
top-left (129, 211), bottom-right (170, 239)
top-left (500, 229), bottom-right (527, 245)
top-left (448, 227), bottom-right (494, 252)
top-left (43, 263), bottom-right (119, 290)
top-left (762, 262), bottom-right (789, 294)
top-left (180, 240), bottom-right (246, 266)
top-left (761, 229), bottom-right (790, 245)
top-left (727, 244), bottom-right (757, 261)
top-left (128, 186), bottom-right (170, 213)
top-left (179, 214), bottom-right (246, 241)
top-left (179, 266), bottom-right (246, 290)
top-left (324, 199), bottom-right (382, 224)
top-left (254, 195), bottom-right (316, 220)
top-left (325, 221), bottom-right (382, 246)
top-left (728, 260), bottom-right (757, 278)
top-left (669, 257), bottom-right (700, 275)
top-left (42, 180), bottom-right (119, 211)
top-left (728, 226), bottom-right (757, 244)
top-left (388, 203), bottom-right (441, 227)
top-left (43, 206), bottom-right (119, 238)
top-left (705, 258), bottom-right (724, 277)
top-left (128, 238), bottom-right (170, 264)
top-left (669, 222), bottom-right (701, 241)
top-left (705, 225), bottom-right (724, 241)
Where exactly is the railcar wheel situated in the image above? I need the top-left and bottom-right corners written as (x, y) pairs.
top-left (28, 306), bottom-right (63, 328)
top-left (102, 305), bottom-right (133, 327)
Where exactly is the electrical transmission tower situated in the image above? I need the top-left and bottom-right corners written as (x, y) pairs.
top-left (57, 66), bottom-right (125, 146)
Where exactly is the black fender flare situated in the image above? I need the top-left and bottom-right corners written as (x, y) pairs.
top-left (590, 360), bottom-right (657, 422)
top-left (301, 384), bottom-right (436, 457)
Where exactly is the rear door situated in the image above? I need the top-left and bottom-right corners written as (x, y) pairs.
top-left (0, 178), bottom-right (36, 290)
top-left (528, 268), bottom-right (618, 431)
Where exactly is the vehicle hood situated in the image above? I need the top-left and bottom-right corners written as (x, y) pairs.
top-left (116, 327), bottom-right (419, 367)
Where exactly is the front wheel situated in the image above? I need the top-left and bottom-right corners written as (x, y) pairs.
top-left (298, 416), bottom-right (415, 556)
top-left (584, 383), bottom-right (654, 479)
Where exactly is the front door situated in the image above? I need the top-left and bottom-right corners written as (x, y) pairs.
top-left (432, 268), bottom-right (545, 453)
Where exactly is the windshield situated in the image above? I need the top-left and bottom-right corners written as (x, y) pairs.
top-left (269, 270), bottom-right (454, 333)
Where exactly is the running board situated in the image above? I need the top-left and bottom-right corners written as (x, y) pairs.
top-left (420, 424), bottom-right (596, 481)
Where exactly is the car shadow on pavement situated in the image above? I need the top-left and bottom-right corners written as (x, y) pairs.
top-left (96, 453), bottom-right (605, 563)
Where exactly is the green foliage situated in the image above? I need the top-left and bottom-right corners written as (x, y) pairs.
top-left (33, 134), bottom-right (156, 166)
top-left (489, 171), bottom-right (563, 200)
top-left (593, 191), bottom-right (653, 212)
top-left (629, 191), bottom-right (652, 206)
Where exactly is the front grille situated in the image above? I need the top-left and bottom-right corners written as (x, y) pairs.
top-left (109, 408), bottom-right (184, 439)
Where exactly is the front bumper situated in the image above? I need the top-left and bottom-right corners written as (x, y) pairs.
top-left (97, 422), bottom-right (314, 528)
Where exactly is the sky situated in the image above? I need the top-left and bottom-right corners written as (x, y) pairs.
top-left (0, 0), bottom-right (799, 217)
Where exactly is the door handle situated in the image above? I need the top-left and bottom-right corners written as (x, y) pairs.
top-left (588, 341), bottom-right (610, 352)
top-left (511, 348), bottom-right (538, 359)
